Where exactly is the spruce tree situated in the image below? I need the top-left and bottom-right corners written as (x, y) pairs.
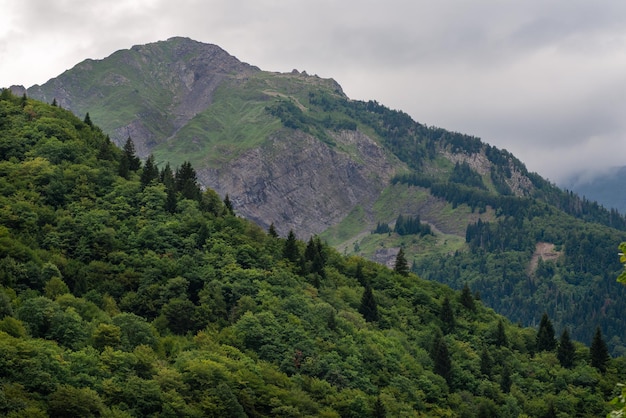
top-left (283, 230), bottom-right (300, 263)
top-left (590, 326), bottom-right (610, 373)
top-left (500, 363), bottom-right (512, 393)
top-left (119, 137), bottom-right (141, 178)
top-left (160, 163), bottom-right (175, 190)
top-left (83, 112), bottom-right (93, 127)
top-left (432, 332), bottom-right (452, 386)
top-left (372, 396), bottom-right (386, 418)
top-left (557, 328), bottom-right (576, 368)
top-left (223, 194), bottom-right (234, 215)
top-left (459, 283), bottom-right (475, 312)
top-left (394, 248), bottom-right (409, 277)
top-left (176, 161), bottom-right (201, 201)
top-left (140, 154), bottom-right (159, 188)
top-left (439, 296), bottom-right (455, 334)
top-left (268, 223), bottom-right (278, 238)
top-left (536, 313), bottom-right (557, 351)
top-left (123, 137), bottom-right (141, 170)
top-left (359, 284), bottom-right (379, 322)
top-left (354, 262), bottom-right (366, 286)
top-left (494, 319), bottom-right (508, 347)
top-left (480, 346), bottom-right (493, 377)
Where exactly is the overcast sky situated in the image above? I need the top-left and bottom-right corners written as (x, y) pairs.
top-left (2, 0), bottom-right (626, 184)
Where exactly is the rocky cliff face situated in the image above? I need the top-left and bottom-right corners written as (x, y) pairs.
top-left (198, 129), bottom-right (398, 237)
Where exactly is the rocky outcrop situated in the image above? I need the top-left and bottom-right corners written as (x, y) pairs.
top-left (197, 129), bottom-right (398, 237)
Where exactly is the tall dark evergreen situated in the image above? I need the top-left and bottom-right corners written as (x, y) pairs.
top-left (372, 396), bottom-right (386, 418)
top-left (175, 161), bottom-right (201, 201)
top-left (432, 333), bottom-right (452, 386)
top-left (223, 194), bottom-right (234, 215)
top-left (160, 162), bottom-right (176, 190)
top-left (283, 230), bottom-right (300, 263)
top-left (83, 112), bottom-right (93, 127)
top-left (459, 283), bottom-right (475, 312)
top-left (119, 137), bottom-right (141, 178)
top-left (590, 326), bottom-right (610, 373)
top-left (140, 154), bottom-right (159, 188)
top-left (494, 319), bottom-right (508, 347)
top-left (536, 313), bottom-right (557, 352)
top-left (500, 363), bottom-right (512, 393)
top-left (393, 248), bottom-right (409, 277)
top-left (268, 223), bottom-right (278, 238)
top-left (557, 328), bottom-right (576, 369)
top-left (439, 296), bottom-right (455, 334)
top-left (480, 346), bottom-right (493, 377)
top-left (359, 284), bottom-right (379, 322)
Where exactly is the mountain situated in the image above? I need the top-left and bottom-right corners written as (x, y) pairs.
top-left (0, 89), bottom-right (622, 417)
top-left (20, 37), bottom-right (626, 355)
top-left (563, 166), bottom-right (626, 215)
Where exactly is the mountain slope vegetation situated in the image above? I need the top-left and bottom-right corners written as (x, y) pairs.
top-left (3, 91), bottom-right (626, 416)
top-left (22, 37), bottom-right (626, 358)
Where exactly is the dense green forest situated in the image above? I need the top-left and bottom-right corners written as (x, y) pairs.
top-left (2, 90), bottom-right (626, 417)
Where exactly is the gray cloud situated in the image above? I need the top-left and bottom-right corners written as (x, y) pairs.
top-left (3, 0), bottom-right (626, 183)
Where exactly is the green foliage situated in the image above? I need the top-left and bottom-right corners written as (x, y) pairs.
top-left (358, 284), bottom-right (379, 323)
top-left (0, 92), bottom-right (621, 416)
top-left (537, 313), bottom-right (557, 352)
top-left (557, 328), bottom-right (576, 368)
top-left (590, 327), bottom-right (610, 373)
top-left (393, 248), bottom-right (409, 277)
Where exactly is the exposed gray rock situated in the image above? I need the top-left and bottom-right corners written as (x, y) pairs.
top-left (197, 129), bottom-right (397, 237)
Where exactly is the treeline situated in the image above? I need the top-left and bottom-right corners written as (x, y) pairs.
top-left (392, 172), bottom-right (533, 214)
top-left (372, 215), bottom-right (433, 236)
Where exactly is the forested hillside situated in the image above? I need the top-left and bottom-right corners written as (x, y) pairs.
top-left (21, 38), bottom-right (626, 357)
top-left (2, 91), bottom-right (626, 416)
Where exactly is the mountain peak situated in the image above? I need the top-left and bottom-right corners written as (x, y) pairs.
top-left (27, 37), bottom-right (261, 155)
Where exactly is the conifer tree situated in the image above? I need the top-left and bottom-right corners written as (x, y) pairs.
top-left (394, 248), bottom-right (409, 277)
top-left (590, 326), bottom-right (610, 373)
top-left (459, 283), bottom-right (475, 312)
top-left (140, 154), bottom-right (159, 188)
top-left (176, 161), bottom-right (201, 201)
top-left (494, 319), bottom-right (508, 347)
top-left (268, 223), bottom-right (278, 238)
top-left (119, 137), bottom-right (141, 178)
top-left (480, 346), bottom-right (493, 377)
top-left (557, 328), bottom-right (576, 369)
top-left (83, 112), bottom-right (93, 127)
top-left (160, 162), bottom-right (175, 190)
top-left (439, 296), bottom-right (455, 334)
top-left (354, 262), bottom-right (366, 286)
top-left (500, 363), bottom-right (512, 393)
top-left (373, 396), bottom-right (386, 418)
top-left (223, 194), bottom-right (234, 215)
top-left (283, 230), bottom-right (300, 263)
top-left (432, 332), bottom-right (452, 386)
top-left (359, 284), bottom-right (379, 322)
top-left (536, 313), bottom-right (557, 351)
top-left (165, 187), bottom-right (177, 214)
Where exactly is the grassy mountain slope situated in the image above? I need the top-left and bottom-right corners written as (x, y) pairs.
top-left (23, 37), bottom-right (626, 356)
top-left (3, 90), bottom-right (626, 417)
